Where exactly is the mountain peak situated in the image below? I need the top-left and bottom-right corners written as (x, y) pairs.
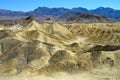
top-left (95, 7), bottom-right (114, 11)
top-left (96, 7), bottom-right (105, 9)
top-left (71, 7), bottom-right (88, 12)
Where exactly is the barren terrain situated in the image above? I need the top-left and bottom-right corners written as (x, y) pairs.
top-left (0, 21), bottom-right (120, 80)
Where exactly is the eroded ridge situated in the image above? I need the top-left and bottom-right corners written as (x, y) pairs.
top-left (66, 23), bottom-right (120, 45)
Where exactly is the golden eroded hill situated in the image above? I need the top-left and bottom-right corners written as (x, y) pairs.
top-left (0, 21), bottom-right (120, 80)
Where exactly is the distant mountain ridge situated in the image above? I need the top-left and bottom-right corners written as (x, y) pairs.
top-left (67, 13), bottom-right (110, 23)
top-left (0, 7), bottom-right (120, 20)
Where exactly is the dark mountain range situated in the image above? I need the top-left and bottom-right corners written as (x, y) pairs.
top-left (0, 7), bottom-right (120, 20)
top-left (27, 7), bottom-right (70, 17)
top-left (0, 9), bottom-right (25, 16)
top-left (57, 12), bottom-right (82, 20)
top-left (67, 13), bottom-right (110, 23)
top-left (0, 9), bottom-right (26, 20)
top-left (71, 7), bottom-right (88, 13)
top-left (89, 7), bottom-right (120, 20)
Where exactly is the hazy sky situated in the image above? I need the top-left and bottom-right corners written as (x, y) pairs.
top-left (0, 0), bottom-right (119, 11)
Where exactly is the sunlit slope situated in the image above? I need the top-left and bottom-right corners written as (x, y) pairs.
top-left (17, 21), bottom-right (78, 45)
top-left (0, 21), bottom-right (120, 80)
top-left (0, 21), bottom-right (81, 74)
top-left (65, 23), bottom-right (120, 45)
